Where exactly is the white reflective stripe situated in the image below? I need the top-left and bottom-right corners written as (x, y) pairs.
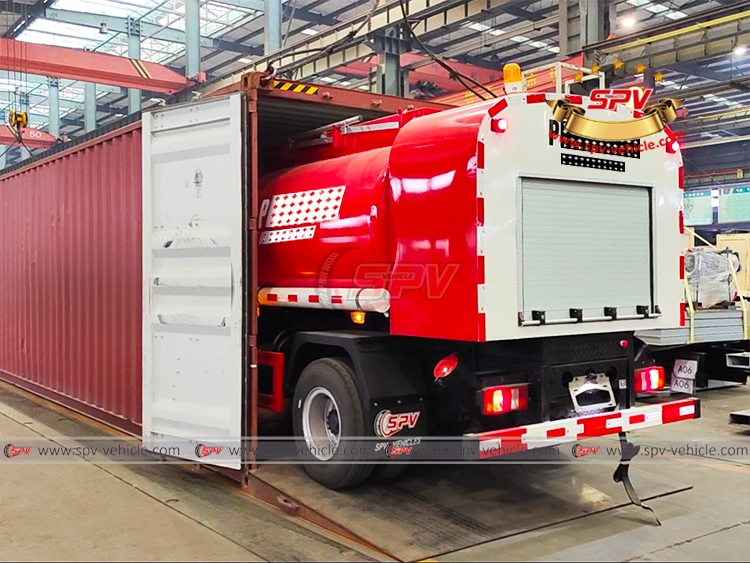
top-left (606, 416), bottom-right (622, 429)
top-left (680, 404), bottom-right (695, 416)
top-left (479, 438), bottom-right (502, 453)
top-left (473, 400), bottom-right (696, 452)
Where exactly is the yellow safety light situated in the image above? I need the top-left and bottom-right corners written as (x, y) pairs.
top-left (503, 63), bottom-right (524, 94)
top-left (350, 311), bottom-right (366, 325)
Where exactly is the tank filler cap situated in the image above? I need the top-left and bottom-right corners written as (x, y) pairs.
top-left (503, 63), bottom-right (524, 94)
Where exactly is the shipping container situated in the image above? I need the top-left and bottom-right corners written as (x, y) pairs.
top-left (0, 74), bottom-right (447, 444)
top-left (0, 123), bottom-right (143, 433)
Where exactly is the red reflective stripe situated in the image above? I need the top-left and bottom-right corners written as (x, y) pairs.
top-left (629, 413), bottom-right (646, 425)
top-left (267, 294), bottom-right (278, 302)
top-left (565, 95), bottom-right (583, 105)
top-left (678, 166), bottom-right (684, 189)
top-left (680, 254), bottom-right (685, 279)
top-left (477, 255), bottom-right (485, 285)
top-left (477, 197), bottom-right (485, 226)
top-left (308, 295), bottom-right (320, 303)
top-left (477, 141), bottom-right (485, 170)
top-left (578, 413), bottom-right (622, 438)
top-left (488, 98), bottom-right (508, 117)
top-left (331, 295), bottom-right (343, 304)
top-left (662, 399), bottom-right (696, 424)
top-left (680, 302), bottom-right (686, 327)
top-left (288, 294), bottom-right (298, 302)
top-left (526, 93), bottom-right (546, 104)
top-left (478, 313), bottom-right (486, 342)
top-left (546, 427), bottom-right (567, 439)
top-left (679, 210), bottom-right (684, 234)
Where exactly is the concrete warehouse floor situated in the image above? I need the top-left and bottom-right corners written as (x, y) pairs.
top-left (1, 380), bottom-right (749, 562)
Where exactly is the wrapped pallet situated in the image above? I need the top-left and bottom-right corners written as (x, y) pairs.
top-left (685, 247), bottom-right (740, 308)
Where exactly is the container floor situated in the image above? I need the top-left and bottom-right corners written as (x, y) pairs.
top-left (1, 380), bottom-right (749, 562)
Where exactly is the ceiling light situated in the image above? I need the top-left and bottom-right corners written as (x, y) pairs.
top-left (734, 45), bottom-right (748, 56)
top-left (301, 29), bottom-right (318, 36)
top-left (627, 0), bottom-right (649, 6)
top-left (665, 11), bottom-right (687, 20)
top-left (467, 22), bottom-right (490, 32)
top-left (647, 4), bottom-right (669, 13)
top-left (622, 17), bottom-right (636, 27)
top-left (510, 35), bottom-right (529, 43)
top-left (238, 58), bottom-right (252, 63)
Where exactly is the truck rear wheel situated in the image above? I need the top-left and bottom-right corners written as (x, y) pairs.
top-left (293, 358), bottom-right (374, 489)
top-left (370, 463), bottom-right (408, 482)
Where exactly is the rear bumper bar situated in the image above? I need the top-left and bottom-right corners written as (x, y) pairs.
top-left (464, 397), bottom-right (700, 460)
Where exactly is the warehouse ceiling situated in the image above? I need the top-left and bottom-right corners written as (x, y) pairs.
top-left (0, 0), bottom-right (748, 172)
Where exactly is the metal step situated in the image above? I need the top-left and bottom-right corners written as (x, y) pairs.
top-left (729, 409), bottom-right (750, 426)
top-left (726, 352), bottom-right (750, 370)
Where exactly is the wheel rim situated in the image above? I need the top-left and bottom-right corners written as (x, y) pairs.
top-left (301, 387), bottom-right (341, 461)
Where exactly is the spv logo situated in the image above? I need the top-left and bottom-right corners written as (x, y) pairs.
top-left (3, 444), bottom-right (31, 458)
top-left (195, 444), bottom-right (223, 458)
top-left (588, 89), bottom-right (653, 111)
top-left (374, 410), bottom-right (420, 438)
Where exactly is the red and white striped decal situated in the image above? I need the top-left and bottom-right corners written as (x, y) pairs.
top-left (467, 398), bottom-right (699, 459)
top-left (476, 134), bottom-right (486, 341)
top-left (258, 287), bottom-right (390, 313)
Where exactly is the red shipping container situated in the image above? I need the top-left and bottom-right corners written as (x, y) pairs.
top-left (0, 123), bottom-right (143, 434)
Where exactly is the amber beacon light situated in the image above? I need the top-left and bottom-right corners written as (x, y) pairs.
top-left (503, 63), bottom-right (524, 94)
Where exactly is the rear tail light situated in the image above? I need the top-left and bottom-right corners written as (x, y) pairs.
top-left (491, 118), bottom-right (508, 133)
top-left (481, 384), bottom-right (529, 415)
top-left (634, 366), bottom-right (666, 393)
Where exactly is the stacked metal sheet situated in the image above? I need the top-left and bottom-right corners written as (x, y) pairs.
top-left (636, 309), bottom-right (746, 347)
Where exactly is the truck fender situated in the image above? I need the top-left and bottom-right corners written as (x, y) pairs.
top-left (288, 331), bottom-right (428, 437)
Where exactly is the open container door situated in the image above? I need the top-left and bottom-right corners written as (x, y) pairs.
top-left (142, 93), bottom-right (248, 469)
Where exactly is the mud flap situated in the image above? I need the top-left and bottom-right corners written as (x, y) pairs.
top-left (613, 432), bottom-right (661, 526)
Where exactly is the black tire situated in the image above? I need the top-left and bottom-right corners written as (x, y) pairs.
top-left (293, 358), bottom-right (373, 489)
top-left (369, 462), bottom-right (408, 483)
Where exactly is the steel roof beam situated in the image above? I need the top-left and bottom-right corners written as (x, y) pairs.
top-left (0, 72), bottom-right (126, 94)
top-left (404, 13), bottom-right (559, 72)
top-left (37, 8), bottom-right (261, 55)
top-left (671, 61), bottom-right (738, 82)
top-left (202, 0), bottom-right (508, 93)
top-left (590, 8), bottom-right (750, 76)
top-left (0, 38), bottom-right (192, 93)
top-left (197, 0), bottom-right (372, 72)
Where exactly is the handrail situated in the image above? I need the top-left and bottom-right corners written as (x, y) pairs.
top-left (682, 273), bottom-right (696, 344)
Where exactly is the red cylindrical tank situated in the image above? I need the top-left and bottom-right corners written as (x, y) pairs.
top-left (258, 146), bottom-right (392, 289)
top-left (257, 100), bottom-right (490, 341)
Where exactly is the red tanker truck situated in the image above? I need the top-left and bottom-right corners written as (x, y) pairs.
top-left (136, 74), bottom-right (700, 497)
top-left (0, 69), bottom-right (699, 506)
